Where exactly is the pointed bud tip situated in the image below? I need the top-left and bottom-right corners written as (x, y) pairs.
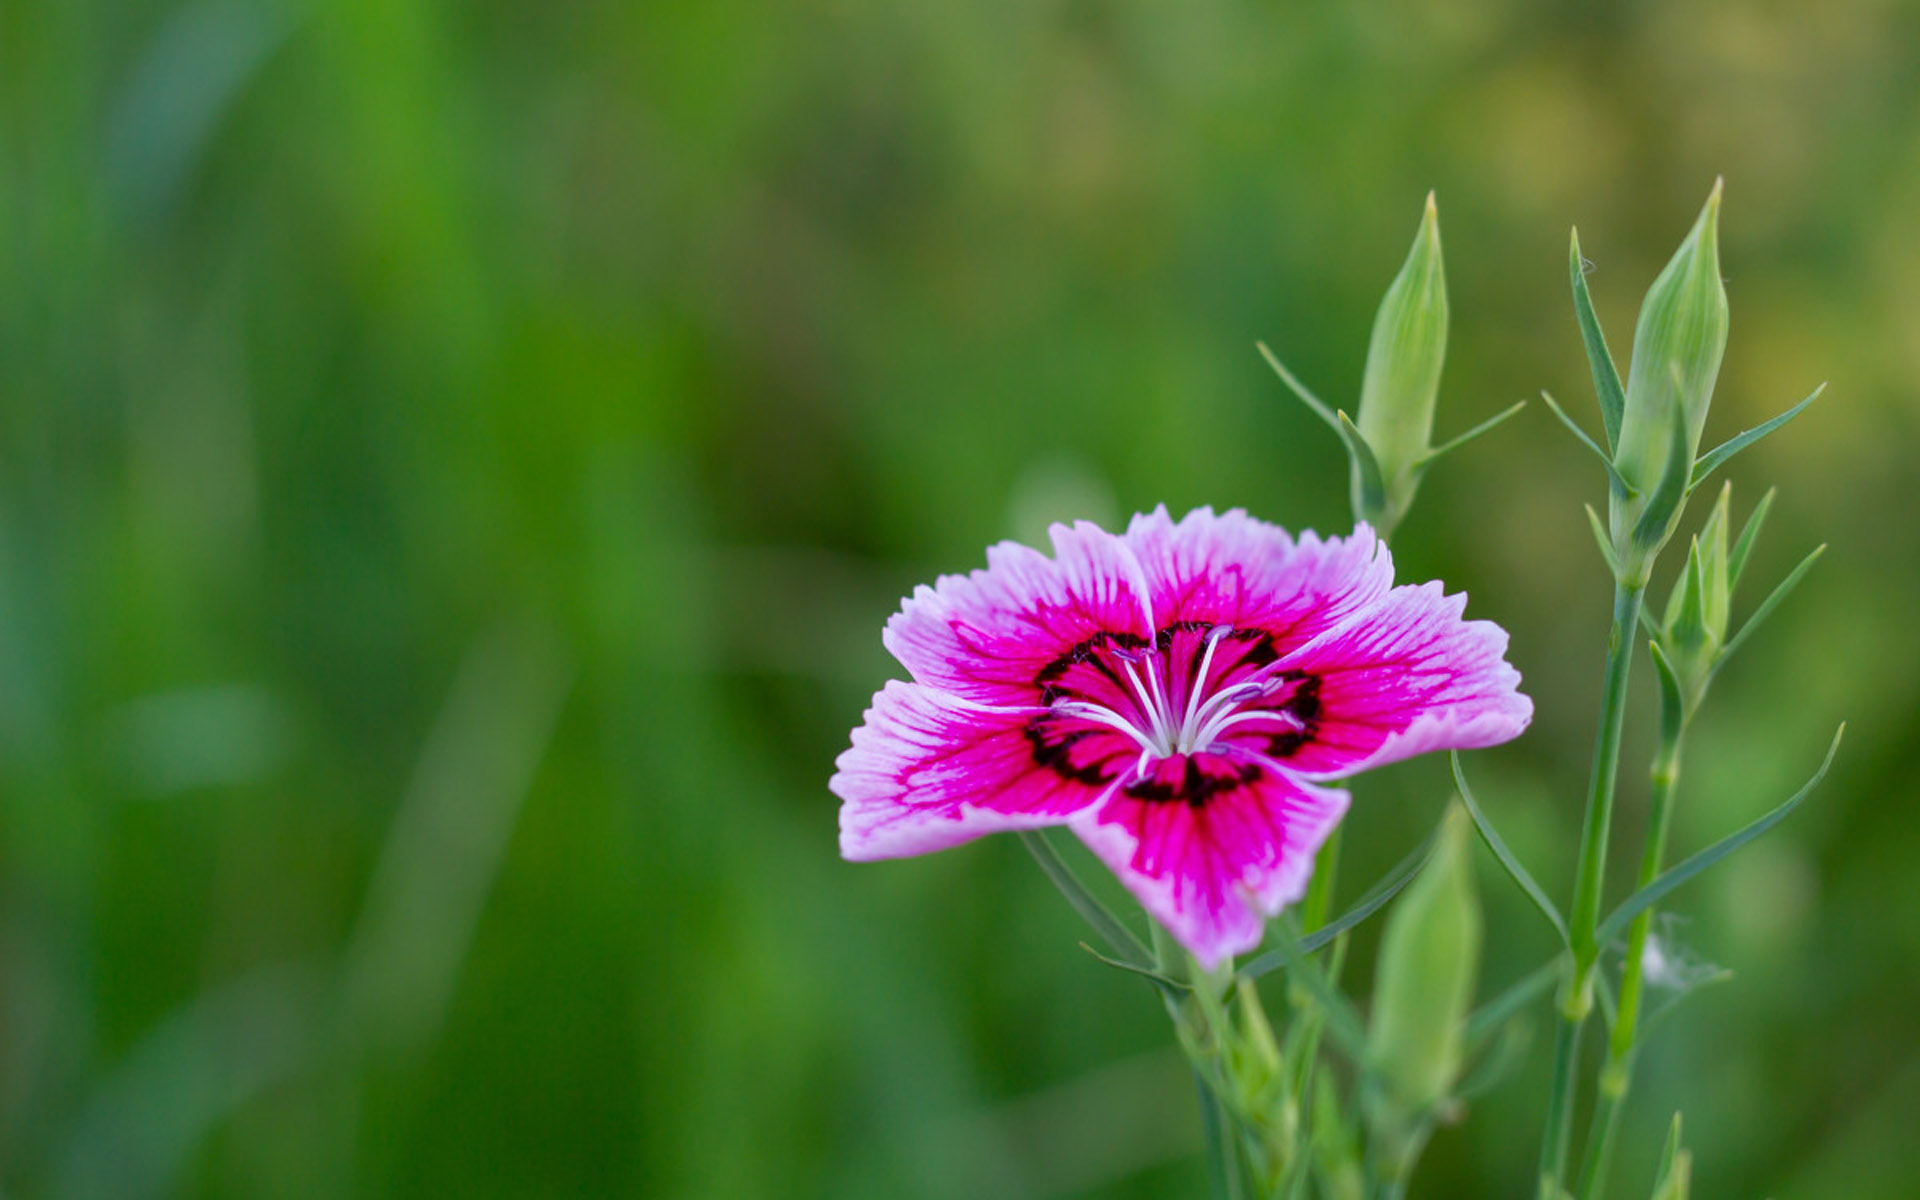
top-left (1417, 192), bottom-right (1441, 244)
top-left (1698, 179), bottom-right (1723, 238)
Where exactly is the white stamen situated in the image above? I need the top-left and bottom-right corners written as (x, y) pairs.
top-left (1050, 701), bottom-right (1161, 755)
top-left (1117, 654), bottom-right (1173, 754)
top-left (1191, 706), bottom-right (1304, 750)
top-left (1177, 625), bottom-right (1234, 748)
top-left (1180, 670), bottom-right (1284, 750)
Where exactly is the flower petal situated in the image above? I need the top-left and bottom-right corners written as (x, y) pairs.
top-left (1263, 581), bottom-right (1532, 778)
top-left (1123, 506), bottom-right (1393, 650)
top-left (833, 680), bottom-right (1114, 860)
top-left (883, 521), bottom-right (1155, 706)
top-left (1070, 765), bottom-right (1350, 968)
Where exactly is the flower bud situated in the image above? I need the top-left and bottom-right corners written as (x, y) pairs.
top-left (1650, 1124), bottom-right (1692, 1200)
top-left (1611, 182), bottom-right (1728, 560)
top-left (1356, 193), bottom-right (1448, 534)
top-left (1365, 803), bottom-right (1481, 1163)
top-left (1226, 980), bottom-right (1298, 1184)
top-left (1657, 485), bottom-right (1732, 712)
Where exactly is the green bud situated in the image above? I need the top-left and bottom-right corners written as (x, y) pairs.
top-left (1356, 192), bottom-right (1448, 535)
top-left (1610, 181), bottom-right (1728, 566)
top-left (1365, 804), bottom-right (1481, 1170)
top-left (1650, 1116), bottom-right (1692, 1200)
top-left (1226, 980), bottom-right (1298, 1187)
top-left (1312, 1072), bottom-right (1367, 1200)
top-left (1655, 484), bottom-right (1735, 716)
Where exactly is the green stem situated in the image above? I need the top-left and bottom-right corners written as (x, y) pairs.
top-left (1198, 1069), bottom-right (1246, 1200)
top-left (1576, 705), bottom-right (1687, 1199)
top-left (1537, 998), bottom-right (1582, 1199)
top-left (1288, 826), bottom-right (1344, 1113)
top-left (1540, 581), bottom-right (1646, 1194)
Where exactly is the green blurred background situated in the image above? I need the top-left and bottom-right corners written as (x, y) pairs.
top-left (4, 0), bottom-right (1917, 1196)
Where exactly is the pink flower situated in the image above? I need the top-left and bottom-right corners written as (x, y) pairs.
top-left (831, 507), bottom-right (1532, 967)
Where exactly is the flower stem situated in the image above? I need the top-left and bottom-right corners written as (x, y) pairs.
top-left (1540, 580), bottom-right (1646, 1194)
top-left (1575, 700), bottom-right (1687, 1199)
top-left (1197, 1068), bottom-right (1245, 1200)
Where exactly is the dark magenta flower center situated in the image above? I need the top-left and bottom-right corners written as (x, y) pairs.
top-left (1025, 621), bottom-right (1322, 805)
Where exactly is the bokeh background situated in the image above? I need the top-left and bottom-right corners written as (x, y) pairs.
top-left (4, 1), bottom-right (1919, 1196)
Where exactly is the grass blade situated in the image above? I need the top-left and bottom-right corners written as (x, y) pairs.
top-left (1541, 390), bottom-right (1631, 498)
top-left (1020, 829), bottom-right (1155, 967)
top-left (1726, 486), bottom-right (1778, 590)
top-left (1690, 383), bottom-right (1826, 490)
top-left (1239, 823), bottom-right (1441, 979)
top-left (1419, 400), bottom-right (1528, 465)
top-left (1719, 544), bottom-right (1826, 665)
top-left (1465, 961), bottom-right (1559, 1051)
top-left (1598, 725), bottom-right (1845, 945)
top-left (1452, 752), bottom-right (1570, 945)
top-left (1570, 228), bottom-right (1625, 450)
top-left (1257, 341), bottom-right (1342, 436)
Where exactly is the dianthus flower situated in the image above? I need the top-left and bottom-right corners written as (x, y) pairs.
top-left (832, 507), bottom-right (1531, 966)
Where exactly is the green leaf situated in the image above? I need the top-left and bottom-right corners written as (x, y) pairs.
top-left (1464, 962), bottom-right (1558, 1051)
top-left (1647, 640), bottom-right (1687, 741)
top-left (1656, 1113), bottom-right (1685, 1185)
top-left (1241, 825), bottom-right (1442, 979)
top-left (1416, 400), bottom-right (1527, 466)
top-left (1727, 486), bottom-right (1778, 590)
top-left (1651, 1114), bottom-right (1692, 1200)
top-left (1585, 504), bottom-right (1622, 578)
top-left (1570, 228), bottom-right (1626, 450)
top-left (1258, 341), bottom-right (1342, 436)
top-left (1541, 390), bottom-right (1631, 498)
top-left (1019, 830), bottom-right (1154, 967)
top-left (1597, 725), bottom-right (1845, 945)
top-left (1262, 918), bottom-right (1370, 1060)
top-left (1079, 942), bottom-right (1188, 998)
top-left (1337, 410), bottom-right (1389, 527)
top-left (1718, 543), bottom-right (1826, 665)
top-left (1631, 396), bottom-right (1695, 548)
top-left (1452, 752), bottom-right (1571, 945)
top-left (1690, 383), bottom-right (1826, 491)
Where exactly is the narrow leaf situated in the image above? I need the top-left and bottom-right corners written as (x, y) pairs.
top-left (1020, 830), bottom-right (1153, 966)
top-left (1452, 752), bottom-right (1571, 945)
top-left (1631, 397), bottom-right (1694, 548)
top-left (1464, 961), bottom-right (1558, 1051)
top-left (1540, 391), bottom-right (1632, 497)
top-left (1718, 544), bottom-right (1826, 665)
top-left (1691, 383), bottom-right (1826, 490)
top-left (1585, 503), bottom-right (1622, 577)
top-left (1654, 1114), bottom-right (1686, 1197)
top-left (1647, 640), bottom-right (1687, 740)
top-left (1337, 409), bottom-right (1389, 524)
top-left (1570, 228), bottom-right (1626, 450)
top-left (1597, 725), bottom-right (1845, 945)
top-left (1262, 919), bottom-right (1370, 1059)
top-left (1417, 400), bottom-right (1528, 465)
top-left (1727, 486), bottom-right (1778, 590)
top-left (1079, 943), bottom-right (1188, 998)
top-left (1241, 825), bottom-right (1442, 979)
top-left (1258, 341), bottom-right (1342, 436)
